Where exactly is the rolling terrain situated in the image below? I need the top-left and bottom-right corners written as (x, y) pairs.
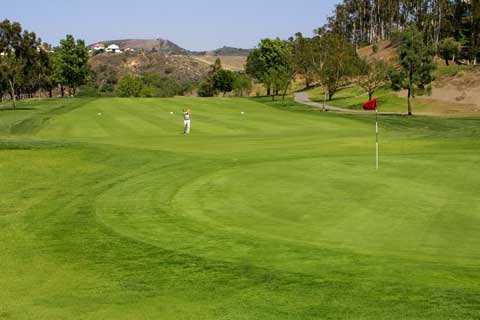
top-left (88, 39), bottom-right (249, 85)
top-left (1, 97), bottom-right (480, 319)
top-left (89, 52), bottom-right (211, 84)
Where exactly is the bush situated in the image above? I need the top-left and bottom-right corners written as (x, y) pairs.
top-left (76, 85), bottom-right (99, 97)
top-left (140, 73), bottom-right (184, 97)
top-left (197, 80), bottom-right (216, 97)
top-left (139, 86), bottom-right (158, 98)
top-left (436, 64), bottom-right (460, 77)
top-left (416, 85), bottom-right (432, 96)
top-left (233, 73), bottom-right (253, 96)
top-left (116, 75), bottom-right (143, 97)
top-left (388, 69), bottom-right (404, 91)
top-left (99, 83), bottom-right (115, 93)
top-left (213, 69), bottom-right (235, 95)
top-left (438, 37), bottom-right (461, 65)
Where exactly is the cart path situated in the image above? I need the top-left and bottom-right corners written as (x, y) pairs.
top-left (294, 92), bottom-right (403, 115)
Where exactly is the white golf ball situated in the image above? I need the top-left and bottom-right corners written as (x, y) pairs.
top-left (97, 112), bottom-right (102, 116)
top-left (170, 112), bottom-right (174, 115)
top-left (241, 112), bottom-right (245, 115)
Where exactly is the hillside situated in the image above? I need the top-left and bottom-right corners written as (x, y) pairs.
top-left (192, 46), bottom-right (252, 56)
top-left (89, 51), bottom-right (211, 85)
top-left (357, 41), bottom-right (480, 114)
top-left (90, 38), bottom-right (188, 54)
top-left (191, 55), bottom-right (247, 71)
top-left (90, 39), bottom-right (251, 56)
top-left (357, 40), bottom-right (399, 64)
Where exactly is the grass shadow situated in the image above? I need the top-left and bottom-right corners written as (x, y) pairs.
top-left (0, 107), bottom-right (36, 111)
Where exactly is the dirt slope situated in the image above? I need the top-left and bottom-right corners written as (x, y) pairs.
top-left (192, 55), bottom-right (246, 71)
top-left (89, 52), bottom-right (211, 84)
top-left (360, 41), bottom-right (480, 115)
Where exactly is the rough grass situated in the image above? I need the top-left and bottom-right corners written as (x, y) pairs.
top-left (1, 97), bottom-right (480, 319)
top-left (307, 85), bottom-right (431, 113)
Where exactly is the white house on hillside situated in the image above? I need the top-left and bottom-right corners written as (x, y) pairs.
top-left (106, 44), bottom-right (122, 54)
top-left (92, 43), bottom-right (106, 51)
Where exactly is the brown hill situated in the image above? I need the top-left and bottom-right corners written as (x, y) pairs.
top-left (91, 38), bottom-right (188, 55)
top-left (358, 40), bottom-right (399, 64)
top-left (193, 46), bottom-right (252, 56)
top-left (89, 51), bottom-right (211, 86)
top-left (192, 55), bottom-right (246, 71)
top-left (359, 41), bottom-right (480, 115)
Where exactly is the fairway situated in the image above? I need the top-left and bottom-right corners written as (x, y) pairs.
top-left (1, 97), bottom-right (480, 319)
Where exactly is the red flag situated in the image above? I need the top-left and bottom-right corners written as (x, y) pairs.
top-left (363, 99), bottom-right (377, 111)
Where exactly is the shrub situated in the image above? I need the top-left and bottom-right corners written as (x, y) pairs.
top-left (139, 86), bottom-right (158, 97)
top-left (99, 83), bottom-right (115, 93)
top-left (116, 75), bottom-right (143, 97)
top-left (438, 37), bottom-right (461, 65)
top-left (213, 69), bottom-right (235, 95)
top-left (233, 73), bottom-right (253, 96)
top-left (140, 73), bottom-right (184, 97)
top-left (388, 68), bottom-right (404, 91)
top-left (197, 80), bottom-right (216, 97)
top-left (76, 85), bottom-right (99, 97)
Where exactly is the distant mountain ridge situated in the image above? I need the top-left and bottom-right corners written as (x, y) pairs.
top-left (192, 46), bottom-right (252, 57)
top-left (90, 38), bottom-right (188, 55)
top-left (89, 38), bottom-right (251, 56)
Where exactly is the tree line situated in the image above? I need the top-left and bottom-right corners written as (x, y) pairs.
top-left (326, 0), bottom-right (479, 64)
top-left (0, 19), bottom-right (254, 105)
top-left (0, 19), bottom-right (90, 109)
top-left (197, 58), bottom-right (253, 97)
top-left (245, 0), bottom-right (480, 114)
top-left (246, 28), bottom-right (436, 114)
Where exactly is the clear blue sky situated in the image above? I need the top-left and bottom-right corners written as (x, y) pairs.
top-left (3, 0), bottom-right (338, 50)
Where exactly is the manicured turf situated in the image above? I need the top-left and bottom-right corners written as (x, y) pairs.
top-left (1, 97), bottom-right (480, 319)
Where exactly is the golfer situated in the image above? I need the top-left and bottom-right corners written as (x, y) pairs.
top-left (183, 108), bottom-right (192, 135)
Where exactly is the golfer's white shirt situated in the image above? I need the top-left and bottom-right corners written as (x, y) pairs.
top-left (183, 112), bottom-right (191, 133)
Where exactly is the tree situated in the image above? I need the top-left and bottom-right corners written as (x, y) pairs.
top-left (473, 0), bottom-right (480, 64)
top-left (140, 73), bottom-right (183, 97)
top-left (300, 0), bottom-right (480, 66)
top-left (312, 32), bottom-right (359, 101)
top-left (0, 20), bottom-right (47, 109)
top-left (398, 27), bottom-right (436, 115)
top-left (37, 47), bottom-right (57, 97)
top-left (197, 58), bottom-right (223, 97)
top-left (438, 37), bottom-right (461, 65)
top-left (232, 73), bottom-right (252, 97)
top-left (116, 75), bottom-right (143, 97)
top-left (245, 48), bottom-right (269, 94)
top-left (56, 35), bottom-right (90, 96)
top-left (213, 69), bottom-right (235, 96)
top-left (0, 20), bottom-right (25, 109)
top-left (246, 38), bottom-right (294, 100)
top-left (197, 80), bottom-right (216, 97)
top-left (0, 74), bottom-right (7, 101)
top-left (290, 33), bottom-right (316, 88)
top-left (210, 58), bottom-right (223, 76)
top-left (357, 58), bottom-right (388, 100)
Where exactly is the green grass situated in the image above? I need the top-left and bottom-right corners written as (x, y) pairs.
top-left (307, 85), bottom-right (431, 113)
top-left (1, 97), bottom-right (480, 319)
top-left (435, 64), bottom-right (476, 78)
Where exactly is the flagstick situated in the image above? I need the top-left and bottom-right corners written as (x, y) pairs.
top-left (323, 89), bottom-right (327, 111)
top-left (375, 107), bottom-right (379, 170)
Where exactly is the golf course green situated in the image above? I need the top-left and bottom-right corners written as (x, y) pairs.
top-left (1, 97), bottom-right (480, 319)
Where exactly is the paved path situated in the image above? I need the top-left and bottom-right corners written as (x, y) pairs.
top-left (294, 92), bottom-right (403, 115)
